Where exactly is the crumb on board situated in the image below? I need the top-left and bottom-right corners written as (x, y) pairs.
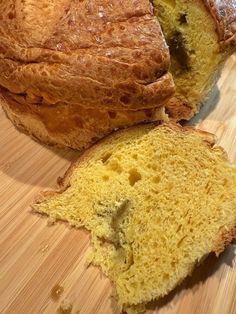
top-left (58, 299), bottom-right (73, 314)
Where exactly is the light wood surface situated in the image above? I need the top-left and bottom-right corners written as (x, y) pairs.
top-left (1, 54), bottom-right (236, 314)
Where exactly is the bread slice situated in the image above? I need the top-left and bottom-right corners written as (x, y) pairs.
top-left (153, 0), bottom-right (236, 120)
top-left (33, 123), bottom-right (236, 313)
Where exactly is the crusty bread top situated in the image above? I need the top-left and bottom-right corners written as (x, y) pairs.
top-left (205, 0), bottom-right (236, 49)
top-left (0, 0), bottom-right (175, 111)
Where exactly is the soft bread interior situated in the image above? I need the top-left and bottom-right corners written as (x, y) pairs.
top-left (33, 124), bottom-right (236, 313)
top-left (153, 0), bottom-right (223, 119)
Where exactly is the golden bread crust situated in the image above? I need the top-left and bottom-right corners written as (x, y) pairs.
top-left (0, 0), bottom-right (175, 149)
top-left (1, 88), bottom-right (166, 150)
top-left (213, 224), bottom-right (236, 256)
top-left (0, 0), bottom-right (174, 111)
top-left (1, 1), bottom-right (236, 147)
top-left (165, 97), bottom-right (197, 122)
top-left (204, 0), bottom-right (236, 50)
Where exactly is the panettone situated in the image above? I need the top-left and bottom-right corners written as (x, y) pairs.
top-left (1, 0), bottom-right (236, 149)
top-left (0, 0), bottom-right (173, 149)
top-left (154, 0), bottom-right (236, 120)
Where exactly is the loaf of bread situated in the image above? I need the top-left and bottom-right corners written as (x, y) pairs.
top-left (154, 0), bottom-right (236, 120)
top-left (33, 123), bottom-right (236, 313)
top-left (1, 1), bottom-right (236, 149)
top-left (0, 0), bottom-right (174, 149)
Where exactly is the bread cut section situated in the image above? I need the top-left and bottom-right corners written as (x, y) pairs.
top-left (153, 0), bottom-right (236, 120)
top-left (33, 123), bottom-right (236, 313)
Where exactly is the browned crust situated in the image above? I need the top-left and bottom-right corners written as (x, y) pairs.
top-left (213, 223), bottom-right (236, 256)
top-left (0, 0), bottom-right (175, 150)
top-left (165, 97), bottom-right (197, 122)
top-left (204, 0), bottom-right (236, 50)
top-left (0, 0), bottom-right (175, 111)
top-left (0, 89), bottom-right (167, 150)
top-left (162, 122), bottom-right (218, 146)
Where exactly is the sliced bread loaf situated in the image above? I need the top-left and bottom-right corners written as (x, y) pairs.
top-left (153, 0), bottom-right (236, 120)
top-left (33, 123), bottom-right (236, 313)
top-left (0, 0), bottom-right (174, 150)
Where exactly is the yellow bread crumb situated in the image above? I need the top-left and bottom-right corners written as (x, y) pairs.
top-left (154, 0), bottom-right (223, 119)
top-left (34, 124), bottom-right (236, 313)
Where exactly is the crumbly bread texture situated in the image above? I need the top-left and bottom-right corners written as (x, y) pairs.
top-left (153, 0), bottom-right (236, 120)
top-left (0, 0), bottom-right (174, 149)
top-left (33, 123), bottom-right (236, 313)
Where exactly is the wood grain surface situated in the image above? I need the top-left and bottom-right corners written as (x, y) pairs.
top-left (0, 54), bottom-right (236, 314)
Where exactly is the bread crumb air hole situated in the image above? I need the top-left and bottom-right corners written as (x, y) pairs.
top-left (102, 175), bottom-right (109, 181)
top-left (128, 169), bottom-right (142, 186)
top-left (108, 111), bottom-right (117, 119)
top-left (179, 13), bottom-right (187, 25)
top-left (132, 154), bottom-right (138, 160)
top-left (101, 152), bottom-right (112, 163)
top-left (109, 161), bottom-right (123, 174)
top-left (148, 164), bottom-right (157, 171)
top-left (153, 176), bottom-right (161, 184)
top-left (34, 124), bottom-right (236, 313)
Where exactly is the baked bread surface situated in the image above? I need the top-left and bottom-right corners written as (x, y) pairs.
top-left (0, 0), bottom-right (175, 149)
top-left (33, 123), bottom-right (236, 313)
top-left (0, 0), bottom-right (173, 110)
top-left (205, 0), bottom-right (236, 47)
top-left (1, 90), bottom-right (166, 149)
top-left (1, 0), bottom-right (236, 149)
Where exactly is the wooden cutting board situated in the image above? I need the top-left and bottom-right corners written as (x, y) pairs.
top-left (1, 54), bottom-right (236, 314)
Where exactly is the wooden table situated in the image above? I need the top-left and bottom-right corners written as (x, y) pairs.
top-left (1, 55), bottom-right (236, 314)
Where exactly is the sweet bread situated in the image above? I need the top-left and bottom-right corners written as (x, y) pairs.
top-left (154, 0), bottom-right (236, 120)
top-left (33, 123), bottom-right (236, 313)
top-left (0, 0), bottom-right (173, 149)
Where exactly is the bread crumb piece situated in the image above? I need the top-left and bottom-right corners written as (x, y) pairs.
top-left (58, 299), bottom-right (73, 314)
top-left (47, 218), bottom-right (56, 226)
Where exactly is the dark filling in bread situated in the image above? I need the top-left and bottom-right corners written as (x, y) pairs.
top-left (168, 30), bottom-right (190, 72)
top-left (178, 13), bottom-right (187, 25)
